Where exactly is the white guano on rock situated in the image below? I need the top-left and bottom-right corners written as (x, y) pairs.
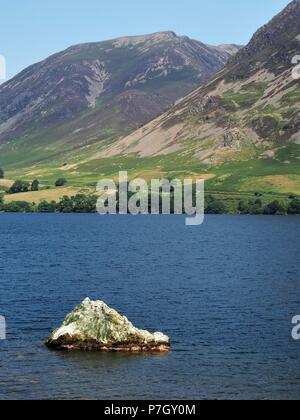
top-left (46, 298), bottom-right (170, 352)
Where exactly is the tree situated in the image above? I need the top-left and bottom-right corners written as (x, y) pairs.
top-left (0, 168), bottom-right (4, 179)
top-left (73, 194), bottom-right (97, 213)
top-left (38, 200), bottom-right (57, 213)
top-left (288, 199), bottom-right (300, 215)
top-left (8, 180), bottom-right (30, 194)
top-left (238, 200), bottom-right (251, 214)
top-left (249, 199), bottom-right (263, 215)
top-left (57, 196), bottom-right (74, 213)
top-left (55, 178), bottom-right (67, 187)
top-left (264, 200), bottom-right (287, 215)
top-left (3, 201), bottom-right (33, 213)
top-left (254, 199), bottom-right (263, 207)
top-left (0, 193), bottom-right (4, 210)
top-left (55, 194), bottom-right (97, 213)
top-left (31, 180), bottom-right (39, 191)
top-left (206, 198), bottom-right (227, 214)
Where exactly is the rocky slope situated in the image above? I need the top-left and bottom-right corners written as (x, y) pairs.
top-left (101, 0), bottom-right (300, 164)
top-left (46, 298), bottom-right (170, 352)
top-left (0, 32), bottom-right (239, 167)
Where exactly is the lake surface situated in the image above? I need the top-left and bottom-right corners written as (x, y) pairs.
top-left (0, 214), bottom-right (299, 400)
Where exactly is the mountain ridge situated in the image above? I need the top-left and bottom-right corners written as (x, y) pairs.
top-left (101, 0), bottom-right (300, 164)
top-left (0, 31), bottom-right (239, 164)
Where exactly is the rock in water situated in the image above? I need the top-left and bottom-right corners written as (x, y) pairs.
top-left (46, 298), bottom-right (170, 352)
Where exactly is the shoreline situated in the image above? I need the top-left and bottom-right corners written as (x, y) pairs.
top-left (0, 211), bottom-right (299, 216)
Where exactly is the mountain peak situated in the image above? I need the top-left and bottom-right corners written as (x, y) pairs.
top-left (230, 0), bottom-right (300, 71)
top-left (111, 31), bottom-right (179, 47)
top-left (148, 30), bottom-right (177, 38)
top-left (0, 31), bottom-right (237, 157)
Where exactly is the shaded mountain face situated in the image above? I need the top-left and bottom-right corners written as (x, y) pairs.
top-left (105, 1), bottom-right (300, 164)
top-left (0, 32), bottom-right (239, 157)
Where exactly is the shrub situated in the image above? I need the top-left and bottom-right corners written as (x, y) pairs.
top-left (31, 180), bottom-right (39, 191)
top-left (55, 178), bottom-right (67, 187)
top-left (238, 200), bottom-right (251, 214)
top-left (56, 196), bottom-right (74, 213)
top-left (0, 193), bottom-right (4, 209)
top-left (73, 194), bottom-right (97, 213)
top-left (56, 194), bottom-right (97, 213)
top-left (38, 200), bottom-right (57, 213)
top-left (8, 180), bottom-right (30, 194)
top-left (288, 199), bottom-right (300, 215)
top-left (264, 200), bottom-right (287, 215)
top-left (206, 198), bottom-right (227, 214)
top-left (4, 201), bottom-right (34, 212)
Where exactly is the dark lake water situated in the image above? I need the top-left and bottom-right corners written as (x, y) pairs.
top-left (0, 214), bottom-right (299, 400)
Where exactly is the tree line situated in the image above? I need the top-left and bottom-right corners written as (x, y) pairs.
top-left (0, 192), bottom-right (300, 215)
top-left (1, 169), bottom-right (300, 214)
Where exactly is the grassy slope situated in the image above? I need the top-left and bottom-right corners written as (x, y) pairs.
top-left (2, 73), bottom-right (300, 203)
top-left (2, 141), bottom-right (300, 205)
top-left (2, 71), bottom-right (300, 204)
top-left (3, 187), bottom-right (95, 204)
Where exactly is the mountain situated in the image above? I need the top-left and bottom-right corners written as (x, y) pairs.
top-left (2, 2), bottom-right (299, 198)
top-left (0, 32), bottom-right (239, 168)
top-left (94, 0), bottom-right (300, 195)
top-left (104, 0), bottom-right (300, 160)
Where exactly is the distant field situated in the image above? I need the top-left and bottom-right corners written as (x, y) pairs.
top-left (239, 175), bottom-right (300, 195)
top-left (0, 179), bottom-right (14, 188)
top-left (4, 187), bottom-right (95, 204)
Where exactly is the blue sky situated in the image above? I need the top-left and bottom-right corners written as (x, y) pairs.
top-left (0, 0), bottom-right (291, 80)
